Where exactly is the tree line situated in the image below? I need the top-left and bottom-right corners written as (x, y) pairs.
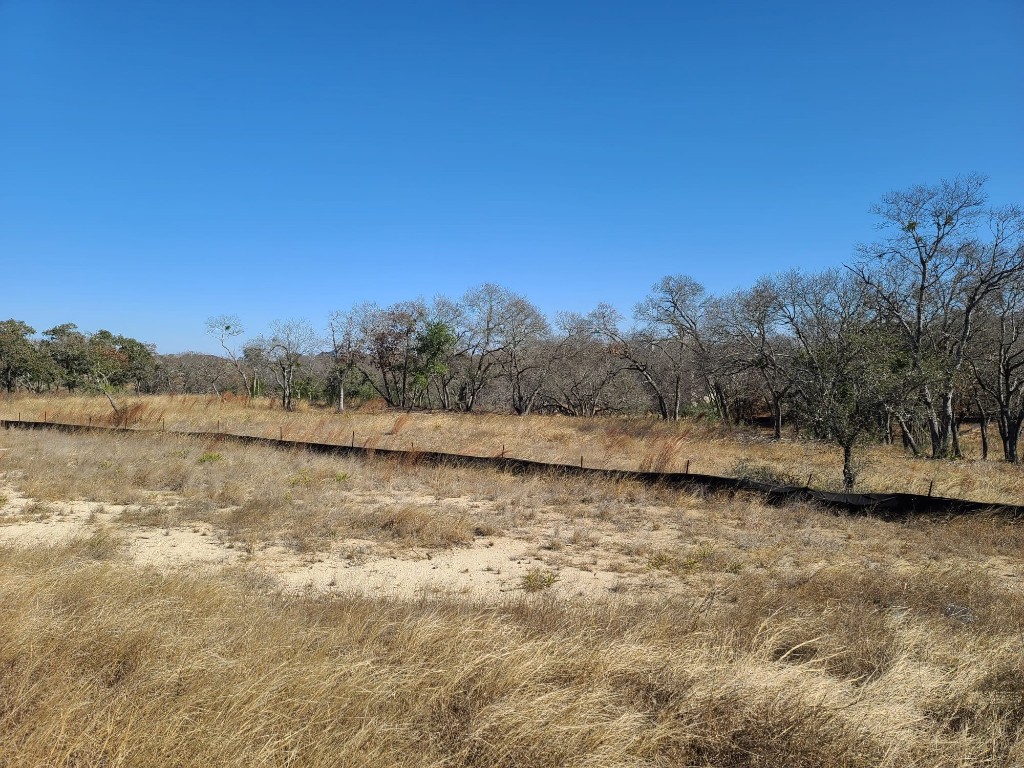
top-left (3, 176), bottom-right (1022, 484)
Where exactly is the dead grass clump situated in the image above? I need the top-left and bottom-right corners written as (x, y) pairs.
top-left (358, 504), bottom-right (475, 547)
top-left (732, 457), bottom-right (803, 487)
top-left (61, 529), bottom-right (125, 561)
top-left (637, 436), bottom-right (683, 473)
top-left (388, 413), bottom-right (412, 435)
top-left (117, 505), bottom-right (175, 528)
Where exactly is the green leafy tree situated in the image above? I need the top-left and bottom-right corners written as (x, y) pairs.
top-left (411, 320), bottom-right (457, 406)
top-left (0, 320), bottom-right (45, 393)
top-left (40, 324), bottom-right (92, 391)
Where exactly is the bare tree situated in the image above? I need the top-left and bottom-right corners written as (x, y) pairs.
top-left (634, 276), bottom-right (733, 421)
top-left (206, 315), bottom-right (256, 397)
top-left (158, 352), bottom-right (233, 395)
top-left (970, 269), bottom-right (1024, 462)
top-left (542, 311), bottom-right (633, 417)
top-left (853, 176), bottom-right (1024, 458)
top-left (715, 279), bottom-right (795, 439)
top-left (592, 303), bottom-right (689, 421)
top-left (326, 310), bottom-right (360, 412)
top-left (250, 319), bottom-right (322, 411)
top-left (497, 294), bottom-right (553, 415)
top-left (777, 270), bottom-right (912, 489)
top-left (448, 284), bottom-right (525, 411)
top-left (345, 301), bottom-right (429, 408)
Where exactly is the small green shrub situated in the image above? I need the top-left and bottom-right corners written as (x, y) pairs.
top-left (521, 567), bottom-right (560, 593)
top-left (198, 452), bottom-right (222, 464)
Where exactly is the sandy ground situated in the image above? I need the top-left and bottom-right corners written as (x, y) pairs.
top-left (0, 483), bottom-right (672, 599)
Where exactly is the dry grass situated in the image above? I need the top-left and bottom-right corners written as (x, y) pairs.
top-left (4, 392), bottom-right (1021, 504)
top-left (0, 535), bottom-right (1022, 766)
top-left (2, 415), bottom-right (1024, 764)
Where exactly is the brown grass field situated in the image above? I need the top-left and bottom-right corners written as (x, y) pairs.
top-left (1, 393), bottom-right (1023, 766)
top-left (4, 392), bottom-right (1021, 502)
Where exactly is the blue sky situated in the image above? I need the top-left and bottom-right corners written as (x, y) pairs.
top-left (2, 0), bottom-right (1022, 352)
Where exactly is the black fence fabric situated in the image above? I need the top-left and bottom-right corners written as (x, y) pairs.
top-left (3, 419), bottom-right (1022, 521)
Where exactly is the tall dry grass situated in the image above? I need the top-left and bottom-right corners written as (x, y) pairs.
top-left (0, 536), bottom-right (1022, 766)
top-left (4, 392), bottom-right (1020, 504)
top-left (2, 421), bottom-right (1024, 764)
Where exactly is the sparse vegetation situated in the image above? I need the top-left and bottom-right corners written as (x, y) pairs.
top-left (2, 392), bottom-right (1024, 765)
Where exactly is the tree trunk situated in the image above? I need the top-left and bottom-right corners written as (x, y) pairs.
top-left (998, 411), bottom-right (1022, 463)
top-left (842, 443), bottom-right (855, 490)
top-left (979, 413), bottom-right (989, 461)
top-left (897, 415), bottom-right (922, 457)
top-left (281, 365), bottom-right (293, 411)
top-left (1009, 420), bottom-right (1022, 464)
top-left (770, 394), bottom-right (782, 440)
top-left (103, 387), bottom-right (123, 424)
top-left (951, 417), bottom-right (963, 459)
top-left (929, 390), bottom-right (958, 459)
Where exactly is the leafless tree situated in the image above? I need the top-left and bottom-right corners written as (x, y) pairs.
top-left (541, 311), bottom-right (633, 417)
top-left (776, 270), bottom-right (911, 488)
top-left (446, 284), bottom-right (527, 411)
top-left (496, 293), bottom-right (553, 415)
top-left (158, 352), bottom-right (233, 395)
top-left (326, 310), bottom-right (360, 412)
top-left (206, 315), bottom-right (256, 397)
top-left (347, 301), bottom-right (429, 408)
top-left (634, 275), bottom-right (734, 421)
top-left (715, 278), bottom-right (796, 438)
top-left (970, 268), bottom-right (1024, 462)
top-left (853, 175), bottom-right (1024, 458)
top-left (250, 319), bottom-right (322, 411)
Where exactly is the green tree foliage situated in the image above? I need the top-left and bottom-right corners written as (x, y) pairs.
top-left (40, 324), bottom-right (93, 391)
top-left (0, 320), bottom-right (48, 393)
top-left (38, 324), bottom-right (155, 398)
top-left (410, 320), bottom-right (457, 406)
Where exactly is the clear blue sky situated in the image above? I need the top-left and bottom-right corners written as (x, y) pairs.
top-left (2, 0), bottom-right (1022, 352)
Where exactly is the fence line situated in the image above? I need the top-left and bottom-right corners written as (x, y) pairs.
top-left (3, 419), bottom-right (1022, 521)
